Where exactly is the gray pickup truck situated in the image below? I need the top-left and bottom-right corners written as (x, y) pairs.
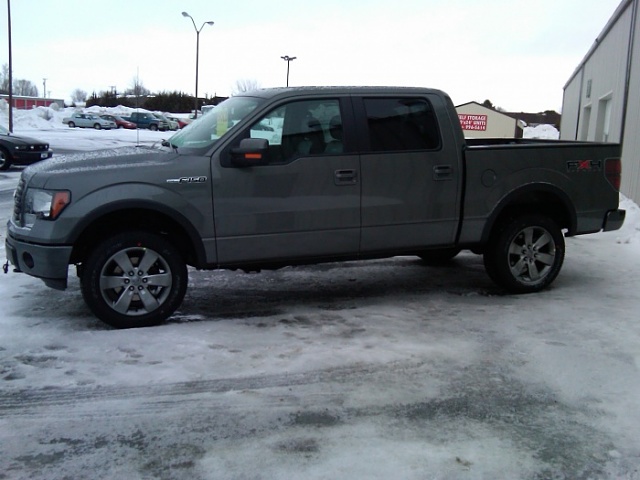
top-left (4, 87), bottom-right (625, 328)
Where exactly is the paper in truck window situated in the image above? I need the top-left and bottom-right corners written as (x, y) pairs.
top-left (216, 109), bottom-right (229, 137)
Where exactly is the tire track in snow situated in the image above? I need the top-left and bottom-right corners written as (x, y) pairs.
top-left (0, 360), bottom-right (431, 416)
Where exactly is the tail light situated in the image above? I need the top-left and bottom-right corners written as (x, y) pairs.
top-left (605, 158), bottom-right (621, 191)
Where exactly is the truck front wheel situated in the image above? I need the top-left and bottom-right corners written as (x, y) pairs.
top-left (483, 214), bottom-right (565, 293)
top-left (80, 231), bottom-right (188, 328)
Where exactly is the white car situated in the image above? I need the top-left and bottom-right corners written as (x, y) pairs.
top-left (62, 113), bottom-right (116, 130)
top-left (154, 113), bottom-right (179, 131)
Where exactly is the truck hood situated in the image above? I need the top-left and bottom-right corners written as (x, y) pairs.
top-left (23, 146), bottom-right (178, 188)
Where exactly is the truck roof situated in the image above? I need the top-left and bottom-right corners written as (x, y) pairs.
top-left (239, 86), bottom-right (448, 100)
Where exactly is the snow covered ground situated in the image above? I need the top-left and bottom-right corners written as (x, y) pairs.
top-left (1, 106), bottom-right (640, 479)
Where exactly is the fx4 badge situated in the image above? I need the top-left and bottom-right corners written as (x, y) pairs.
top-left (567, 160), bottom-right (602, 173)
top-left (166, 176), bottom-right (208, 184)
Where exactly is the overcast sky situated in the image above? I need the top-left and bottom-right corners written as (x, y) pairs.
top-left (0, 0), bottom-right (623, 112)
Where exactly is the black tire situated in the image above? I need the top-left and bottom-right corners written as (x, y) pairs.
top-left (483, 214), bottom-right (565, 293)
top-left (0, 147), bottom-right (12, 171)
top-left (419, 248), bottom-right (461, 265)
top-left (68, 122), bottom-right (75, 128)
top-left (94, 123), bottom-right (102, 130)
top-left (81, 231), bottom-right (188, 328)
top-left (149, 124), bottom-right (158, 131)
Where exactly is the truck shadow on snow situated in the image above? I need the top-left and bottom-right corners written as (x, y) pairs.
top-left (170, 253), bottom-right (503, 325)
top-left (15, 251), bottom-right (591, 330)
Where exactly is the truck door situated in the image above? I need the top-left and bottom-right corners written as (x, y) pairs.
top-left (356, 95), bottom-right (461, 252)
top-left (212, 97), bottom-right (361, 264)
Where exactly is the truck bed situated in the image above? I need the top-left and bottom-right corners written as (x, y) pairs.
top-left (459, 139), bottom-right (622, 244)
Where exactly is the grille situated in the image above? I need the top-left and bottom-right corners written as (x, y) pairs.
top-left (12, 177), bottom-right (26, 225)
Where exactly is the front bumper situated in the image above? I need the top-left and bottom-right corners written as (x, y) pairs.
top-left (12, 149), bottom-right (53, 166)
top-left (603, 209), bottom-right (626, 232)
top-left (5, 234), bottom-right (73, 290)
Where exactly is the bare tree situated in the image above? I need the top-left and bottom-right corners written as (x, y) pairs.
top-left (0, 63), bottom-right (10, 93)
top-left (71, 88), bottom-right (88, 105)
top-left (13, 79), bottom-right (38, 96)
top-left (232, 78), bottom-right (261, 95)
top-left (126, 76), bottom-right (150, 97)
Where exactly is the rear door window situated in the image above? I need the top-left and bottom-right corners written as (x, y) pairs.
top-left (363, 98), bottom-right (441, 152)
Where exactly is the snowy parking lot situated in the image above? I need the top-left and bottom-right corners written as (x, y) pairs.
top-left (1, 116), bottom-right (640, 479)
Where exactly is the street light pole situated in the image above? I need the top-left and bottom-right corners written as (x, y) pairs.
top-left (182, 11), bottom-right (214, 119)
top-left (7, 0), bottom-right (13, 132)
top-left (42, 78), bottom-right (47, 98)
top-left (281, 55), bottom-right (296, 87)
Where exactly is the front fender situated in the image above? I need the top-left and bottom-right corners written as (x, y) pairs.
top-left (22, 181), bottom-right (213, 266)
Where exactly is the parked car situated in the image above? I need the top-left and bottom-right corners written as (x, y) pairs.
top-left (0, 125), bottom-right (53, 170)
top-left (122, 112), bottom-right (168, 131)
top-left (166, 115), bottom-right (191, 129)
top-left (62, 113), bottom-right (116, 130)
top-left (153, 113), bottom-right (179, 131)
top-left (100, 114), bottom-right (136, 130)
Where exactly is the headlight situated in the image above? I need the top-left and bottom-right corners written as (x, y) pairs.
top-left (23, 188), bottom-right (71, 227)
top-left (14, 145), bottom-right (28, 151)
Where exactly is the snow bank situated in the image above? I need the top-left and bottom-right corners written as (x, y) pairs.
top-left (615, 196), bottom-right (640, 244)
top-left (0, 102), bottom-right (176, 130)
top-left (523, 124), bottom-right (559, 139)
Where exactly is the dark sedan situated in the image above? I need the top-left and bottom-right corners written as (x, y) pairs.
top-left (0, 125), bottom-right (53, 170)
top-left (100, 114), bottom-right (136, 129)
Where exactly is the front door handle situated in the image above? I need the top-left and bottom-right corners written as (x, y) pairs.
top-left (334, 169), bottom-right (358, 185)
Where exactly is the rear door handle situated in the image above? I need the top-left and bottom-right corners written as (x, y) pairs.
top-left (433, 165), bottom-right (453, 181)
top-left (334, 169), bottom-right (358, 185)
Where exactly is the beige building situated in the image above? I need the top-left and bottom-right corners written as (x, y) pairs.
top-left (455, 102), bottom-right (523, 138)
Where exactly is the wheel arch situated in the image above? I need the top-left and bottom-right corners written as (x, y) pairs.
top-left (481, 184), bottom-right (577, 244)
top-left (69, 202), bottom-right (207, 268)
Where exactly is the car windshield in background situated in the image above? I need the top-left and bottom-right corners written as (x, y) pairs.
top-left (168, 96), bottom-right (264, 150)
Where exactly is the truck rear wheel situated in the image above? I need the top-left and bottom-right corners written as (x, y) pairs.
top-left (80, 231), bottom-right (188, 328)
top-left (149, 124), bottom-right (158, 131)
top-left (483, 214), bottom-right (565, 293)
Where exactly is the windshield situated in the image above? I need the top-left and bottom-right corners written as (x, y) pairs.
top-left (168, 96), bottom-right (264, 150)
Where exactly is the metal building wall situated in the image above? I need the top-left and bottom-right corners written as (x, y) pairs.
top-left (561, 0), bottom-right (640, 205)
top-left (560, 74), bottom-right (582, 140)
top-left (621, 0), bottom-right (640, 199)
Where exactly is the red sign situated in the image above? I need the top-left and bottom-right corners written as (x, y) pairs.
top-left (458, 114), bottom-right (487, 131)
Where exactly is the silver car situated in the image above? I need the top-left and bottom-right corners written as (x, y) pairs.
top-left (62, 113), bottom-right (116, 130)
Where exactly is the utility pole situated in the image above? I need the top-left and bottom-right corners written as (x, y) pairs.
top-left (281, 55), bottom-right (296, 87)
top-left (42, 78), bottom-right (47, 98)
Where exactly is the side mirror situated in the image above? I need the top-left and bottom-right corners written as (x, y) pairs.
top-left (230, 138), bottom-right (270, 167)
